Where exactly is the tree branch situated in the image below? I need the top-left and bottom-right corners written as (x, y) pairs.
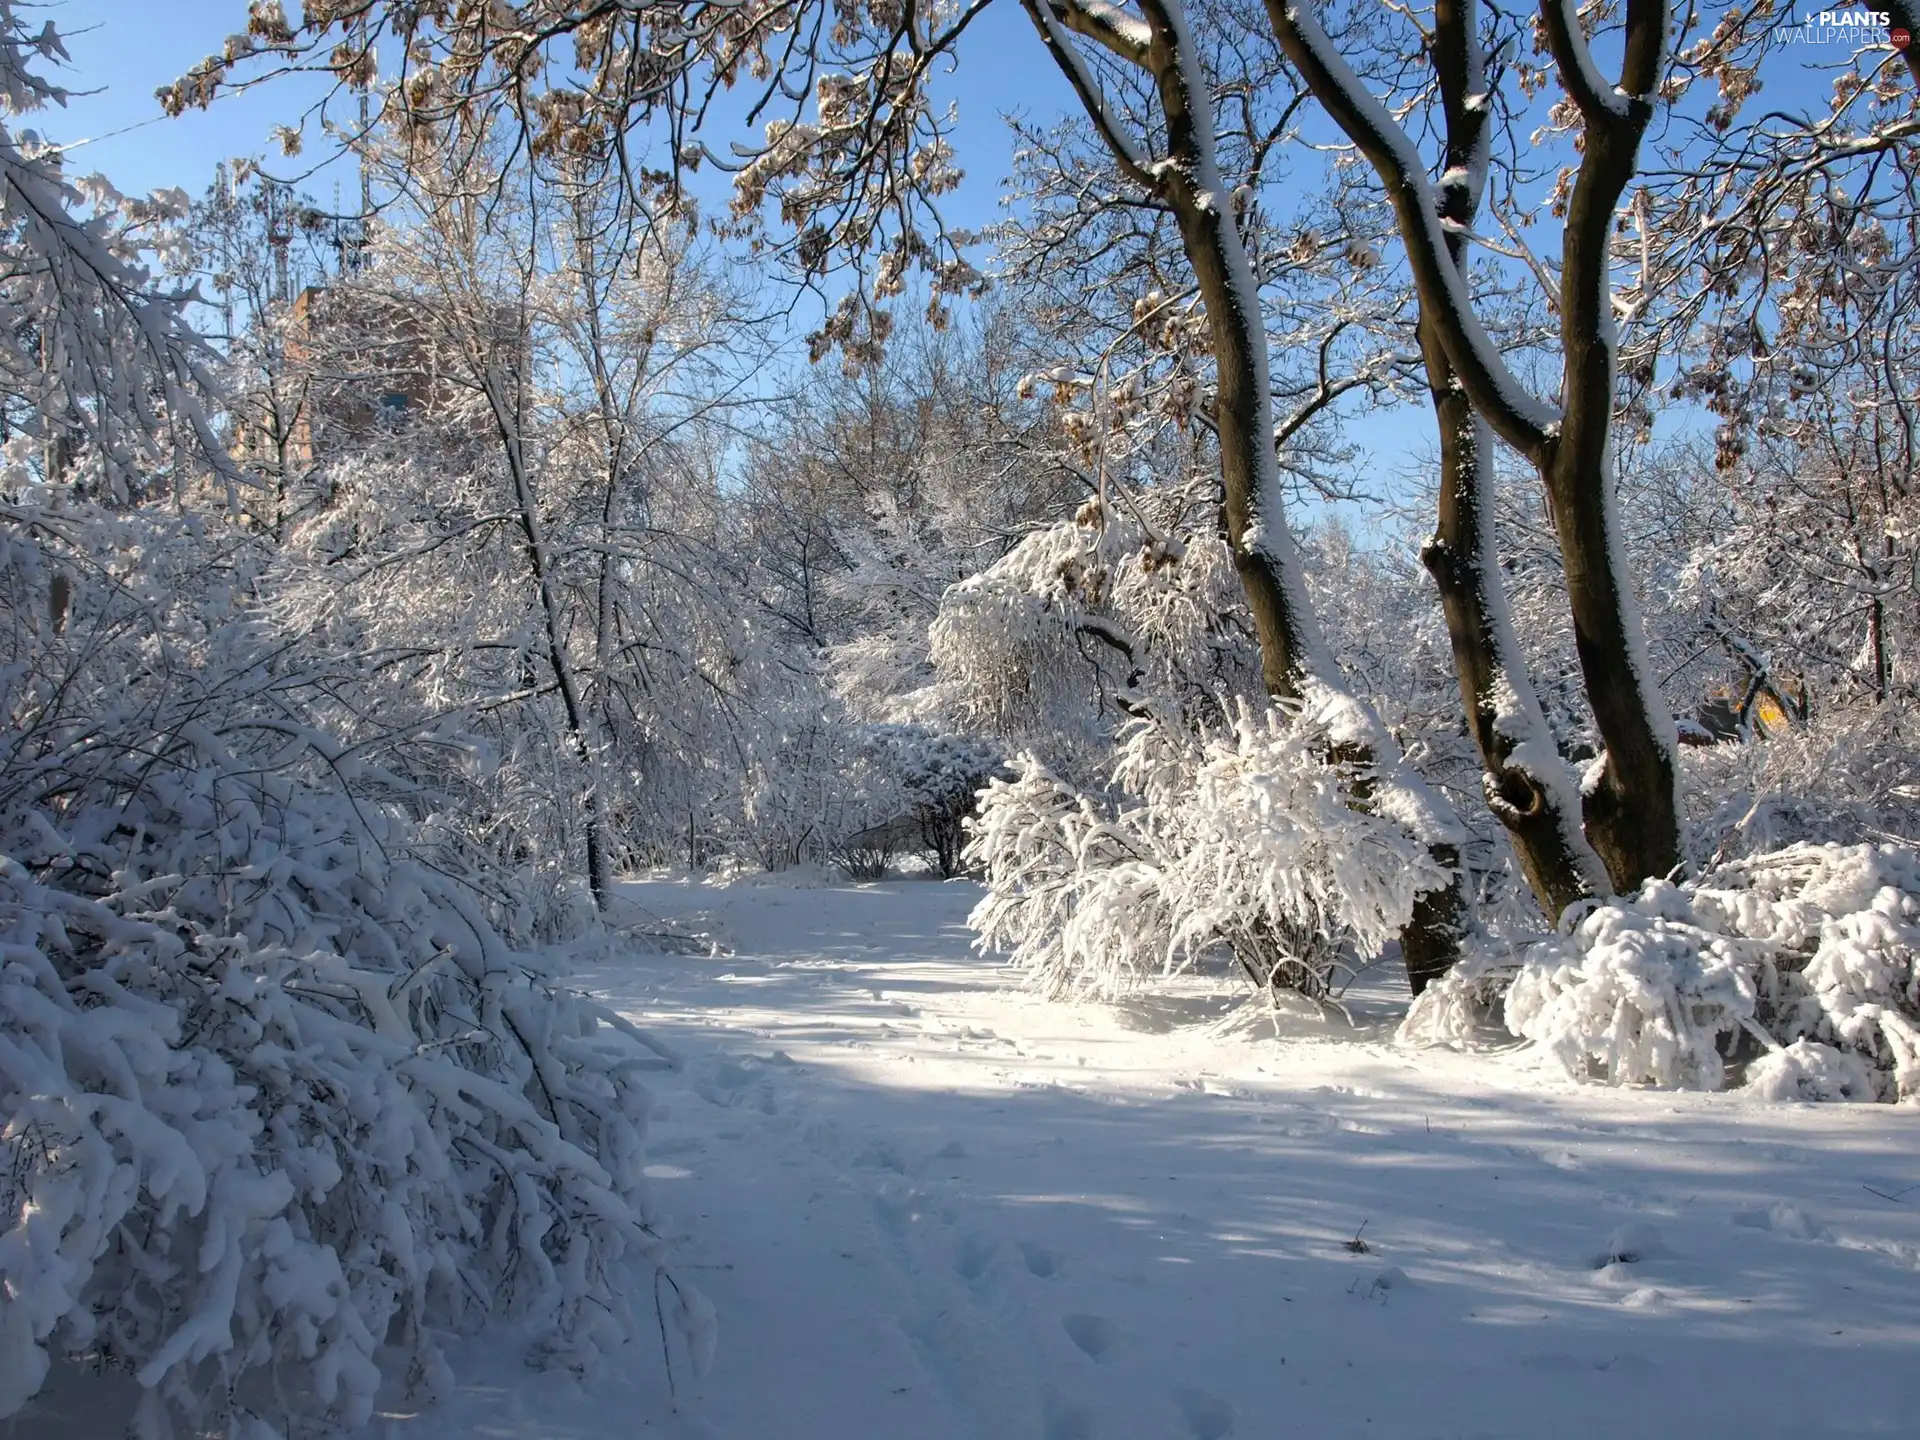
top-left (1266, 1), bottom-right (1559, 461)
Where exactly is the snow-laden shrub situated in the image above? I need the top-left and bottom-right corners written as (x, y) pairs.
top-left (0, 510), bottom-right (707, 1436)
top-left (735, 717), bottom-right (999, 877)
top-left (1404, 843), bottom-right (1920, 1101)
top-left (964, 754), bottom-right (1177, 1000)
top-left (739, 717), bottom-right (865, 870)
top-left (923, 506), bottom-right (1264, 773)
top-left (1684, 704), bottom-right (1920, 862)
top-left (1393, 942), bottom-right (1515, 1048)
top-left (863, 725), bottom-right (1002, 876)
top-left (1745, 1040), bottom-right (1878, 1103)
top-left (969, 703), bottom-right (1446, 1002)
top-left (1499, 879), bottom-right (1768, 1089)
top-left (929, 509), bottom-right (1145, 752)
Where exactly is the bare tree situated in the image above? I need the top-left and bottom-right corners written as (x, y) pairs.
top-left (274, 117), bottom-right (762, 905)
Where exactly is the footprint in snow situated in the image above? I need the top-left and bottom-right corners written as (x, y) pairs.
top-left (1042, 1394), bottom-right (1096, 1440)
top-left (1732, 1202), bottom-right (1824, 1240)
top-left (1173, 1387), bottom-right (1236, 1440)
top-left (1019, 1242), bottom-right (1062, 1279)
top-left (954, 1234), bottom-right (997, 1283)
top-left (852, 1140), bottom-right (908, 1174)
top-left (1590, 1221), bottom-right (1670, 1271)
top-left (692, 1057), bottom-right (778, 1114)
top-left (1597, 1352), bottom-right (1659, 1374)
top-left (1279, 1115), bottom-right (1336, 1139)
top-left (800, 1118), bottom-right (842, 1150)
top-left (872, 1185), bottom-right (950, 1235)
top-left (705, 1058), bottom-right (757, 1090)
top-left (1062, 1313), bottom-right (1119, 1362)
top-left (1518, 1351), bottom-right (1585, 1372)
top-left (871, 1191), bottom-right (919, 1236)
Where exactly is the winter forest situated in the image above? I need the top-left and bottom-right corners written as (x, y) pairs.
top-left (1, 0), bottom-right (1918, 1435)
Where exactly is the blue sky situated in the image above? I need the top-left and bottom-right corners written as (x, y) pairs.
top-left (44, 1), bottom-right (326, 194)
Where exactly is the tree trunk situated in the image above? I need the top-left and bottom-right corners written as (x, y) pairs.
top-left (1270, 0), bottom-right (1682, 895)
top-left (1416, 0), bottom-right (1607, 920)
top-left (485, 350), bottom-right (615, 910)
top-left (1420, 348), bottom-right (1604, 918)
top-left (1541, 2), bottom-right (1680, 888)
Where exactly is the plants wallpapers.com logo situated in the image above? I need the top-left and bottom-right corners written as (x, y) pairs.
top-left (1782, 10), bottom-right (1912, 45)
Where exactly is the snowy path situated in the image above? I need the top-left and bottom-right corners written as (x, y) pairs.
top-left (367, 875), bottom-right (1920, 1440)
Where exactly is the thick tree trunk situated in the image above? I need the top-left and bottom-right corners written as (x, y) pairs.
top-left (1540, 0), bottom-right (1680, 889)
top-left (1270, 0), bottom-right (1683, 895)
top-left (1155, 122), bottom-right (1314, 701)
top-left (1416, 0), bottom-right (1607, 920)
top-left (1420, 348), bottom-right (1603, 918)
top-left (1542, 407), bottom-right (1680, 890)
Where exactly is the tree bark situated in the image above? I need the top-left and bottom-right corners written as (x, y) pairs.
top-left (1421, 347), bottom-right (1603, 917)
top-left (483, 340), bottom-right (615, 910)
top-left (1537, 0), bottom-right (1680, 890)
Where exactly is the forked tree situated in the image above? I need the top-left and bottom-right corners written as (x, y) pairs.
top-left (1266, 0), bottom-right (1683, 899)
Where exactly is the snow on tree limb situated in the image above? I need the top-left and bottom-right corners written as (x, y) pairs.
top-left (1268, 2), bottom-right (1561, 458)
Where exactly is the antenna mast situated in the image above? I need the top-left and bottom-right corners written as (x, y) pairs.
top-left (265, 179), bottom-right (292, 305)
top-left (352, 13), bottom-right (373, 270)
top-left (358, 21), bottom-right (372, 220)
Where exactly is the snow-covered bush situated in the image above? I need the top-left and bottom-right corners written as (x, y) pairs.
top-left (970, 702), bottom-right (1447, 1002)
top-left (0, 507), bottom-right (705, 1436)
top-left (1744, 1040), bottom-right (1879, 1104)
top-left (864, 725), bottom-right (1003, 876)
top-left (926, 504), bottom-right (1264, 771)
top-left (735, 718), bottom-right (999, 877)
top-left (965, 752), bottom-right (1176, 999)
top-left (1683, 704), bottom-right (1920, 862)
top-left (738, 717), bottom-right (864, 871)
top-left (1405, 844), bottom-right (1920, 1101)
top-left (929, 509), bottom-right (1147, 758)
top-left (1498, 879), bottom-right (1769, 1090)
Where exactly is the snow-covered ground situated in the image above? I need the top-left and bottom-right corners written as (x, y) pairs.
top-left (419, 874), bottom-right (1920, 1440)
top-left (19, 874), bottom-right (1919, 1439)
